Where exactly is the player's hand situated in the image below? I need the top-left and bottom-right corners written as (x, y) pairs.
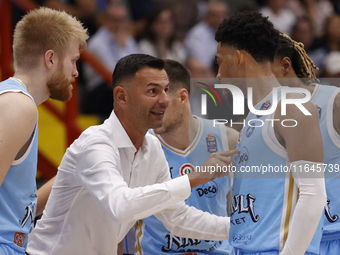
top-left (188, 149), bottom-right (239, 189)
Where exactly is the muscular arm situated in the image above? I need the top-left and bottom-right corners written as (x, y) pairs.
top-left (275, 96), bottom-right (327, 255)
top-left (0, 93), bottom-right (37, 186)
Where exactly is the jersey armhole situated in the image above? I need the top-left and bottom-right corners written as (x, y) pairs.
top-left (327, 89), bottom-right (340, 149)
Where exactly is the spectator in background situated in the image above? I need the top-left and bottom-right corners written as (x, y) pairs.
top-left (168, 0), bottom-right (200, 42)
top-left (305, 14), bottom-right (340, 76)
top-left (224, 0), bottom-right (259, 15)
top-left (259, 0), bottom-right (296, 35)
top-left (287, 0), bottom-right (334, 38)
top-left (290, 17), bottom-right (315, 52)
top-left (186, 57), bottom-right (215, 79)
top-left (324, 14), bottom-right (340, 51)
top-left (36, 0), bottom-right (99, 36)
top-left (330, 0), bottom-right (340, 14)
top-left (184, 0), bottom-right (228, 76)
top-left (323, 51), bottom-right (340, 84)
top-left (138, 5), bottom-right (187, 64)
top-left (83, 2), bottom-right (139, 121)
top-left (290, 17), bottom-right (325, 76)
top-left (126, 0), bottom-right (156, 41)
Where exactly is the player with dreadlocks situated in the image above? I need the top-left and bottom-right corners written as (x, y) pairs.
top-left (272, 33), bottom-right (319, 85)
top-left (215, 11), bottom-right (326, 255)
top-left (272, 33), bottom-right (340, 255)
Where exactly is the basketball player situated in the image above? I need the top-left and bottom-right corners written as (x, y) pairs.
top-left (134, 59), bottom-right (238, 254)
top-left (0, 7), bottom-right (88, 255)
top-left (272, 33), bottom-right (340, 255)
top-left (215, 11), bottom-right (327, 255)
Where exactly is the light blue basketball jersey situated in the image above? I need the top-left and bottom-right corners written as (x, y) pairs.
top-left (135, 117), bottom-right (232, 255)
top-left (310, 84), bottom-right (340, 242)
top-left (0, 78), bottom-right (38, 254)
top-left (231, 88), bottom-right (322, 254)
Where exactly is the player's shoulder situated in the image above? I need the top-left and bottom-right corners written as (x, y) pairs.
top-left (0, 92), bottom-right (37, 121)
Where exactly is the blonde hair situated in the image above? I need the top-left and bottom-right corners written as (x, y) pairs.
top-left (13, 7), bottom-right (89, 70)
top-left (277, 33), bottom-right (319, 84)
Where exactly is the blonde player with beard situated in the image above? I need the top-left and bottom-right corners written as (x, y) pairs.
top-left (0, 7), bottom-right (88, 255)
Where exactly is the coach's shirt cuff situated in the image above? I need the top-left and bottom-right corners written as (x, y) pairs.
top-left (166, 175), bottom-right (191, 203)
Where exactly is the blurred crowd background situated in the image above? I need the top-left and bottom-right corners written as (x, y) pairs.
top-left (11, 0), bottom-right (340, 121)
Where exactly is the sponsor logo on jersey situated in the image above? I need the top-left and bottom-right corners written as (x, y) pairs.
top-left (256, 100), bottom-right (271, 118)
top-left (232, 234), bottom-right (252, 245)
top-left (206, 133), bottom-right (218, 153)
top-left (14, 232), bottom-right (26, 247)
top-left (179, 163), bottom-right (195, 176)
top-left (196, 181), bottom-right (218, 198)
top-left (236, 147), bottom-right (249, 166)
top-left (246, 124), bottom-right (255, 138)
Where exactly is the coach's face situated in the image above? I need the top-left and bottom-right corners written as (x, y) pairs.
top-left (127, 67), bottom-right (169, 132)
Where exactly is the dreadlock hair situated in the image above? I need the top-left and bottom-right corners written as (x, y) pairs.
top-left (215, 11), bottom-right (279, 63)
top-left (276, 33), bottom-right (319, 84)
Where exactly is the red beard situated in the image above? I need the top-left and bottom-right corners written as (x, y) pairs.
top-left (47, 64), bottom-right (74, 102)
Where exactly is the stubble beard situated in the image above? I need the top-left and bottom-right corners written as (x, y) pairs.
top-left (154, 112), bottom-right (183, 135)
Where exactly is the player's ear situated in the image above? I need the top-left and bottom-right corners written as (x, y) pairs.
top-left (45, 50), bottom-right (56, 70)
top-left (235, 50), bottom-right (246, 68)
top-left (281, 57), bottom-right (293, 75)
top-left (179, 88), bottom-right (189, 104)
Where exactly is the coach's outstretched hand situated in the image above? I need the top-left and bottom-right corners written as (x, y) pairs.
top-left (188, 149), bottom-right (240, 189)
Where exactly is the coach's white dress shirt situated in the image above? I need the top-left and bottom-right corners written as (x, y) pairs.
top-left (27, 111), bottom-right (229, 255)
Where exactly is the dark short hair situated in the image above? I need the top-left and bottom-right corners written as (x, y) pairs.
top-left (163, 59), bottom-right (191, 95)
top-left (215, 11), bottom-right (279, 63)
top-left (111, 54), bottom-right (165, 89)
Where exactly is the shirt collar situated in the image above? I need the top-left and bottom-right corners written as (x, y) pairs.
top-left (107, 111), bottom-right (149, 153)
top-left (107, 111), bottom-right (136, 150)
